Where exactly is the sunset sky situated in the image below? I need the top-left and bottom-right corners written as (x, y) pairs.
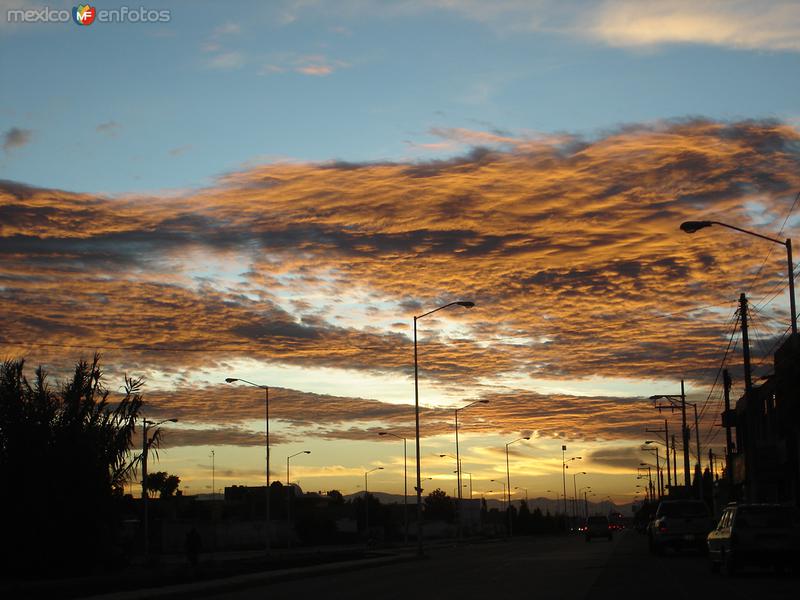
top-left (2, 0), bottom-right (800, 506)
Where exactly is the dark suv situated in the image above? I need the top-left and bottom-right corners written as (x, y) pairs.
top-left (707, 503), bottom-right (800, 575)
top-left (648, 500), bottom-right (714, 554)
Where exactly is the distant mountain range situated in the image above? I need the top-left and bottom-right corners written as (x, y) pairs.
top-left (342, 491), bottom-right (632, 516)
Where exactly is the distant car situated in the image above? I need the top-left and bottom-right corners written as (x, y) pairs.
top-left (584, 516), bottom-right (612, 542)
top-left (707, 503), bottom-right (800, 576)
top-left (648, 500), bottom-right (714, 554)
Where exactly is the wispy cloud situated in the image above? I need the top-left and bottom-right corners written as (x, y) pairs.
top-left (2, 118), bottom-right (800, 449)
top-left (96, 121), bottom-right (120, 138)
top-left (260, 53), bottom-right (350, 76)
top-left (207, 51), bottom-right (245, 70)
top-left (2, 126), bottom-right (32, 152)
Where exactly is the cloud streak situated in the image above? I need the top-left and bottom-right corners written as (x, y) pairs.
top-left (2, 119), bottom-right (800, 449)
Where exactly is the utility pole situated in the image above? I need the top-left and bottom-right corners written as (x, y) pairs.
top-left (739, 292), bottom-right (755, 502)
top-left (664, 419), bottom-right (671, 489)
top-left (142, 419), bottom-right (149, 559)
top-left (680, 380), bottom-right (690, 488)
top-left (722, 369), bottom-right (734, 486)
top-left (693, 402), bottom-right (702, 500)
top-left (561, 445), bottom-right (568, 518)
top-left (671, 434), bottom-right (677, 486)
top-left (211, 449), bottom-right (215, 501)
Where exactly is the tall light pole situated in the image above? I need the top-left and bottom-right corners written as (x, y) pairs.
top-left (579, 486), bottom-right (592, 519)
top-left (572, 471), bottom-right (587, 524)
top-left (141, 417), bottom-right (178, 558)
top-left (413, 300), bottom-right (475, 556)
top-left (651, 382), bottom-right (690, 489)
top-left (562, 452), bottom-right (581, 521)
top-left (681, 219), bottom-right (797, 334)
top-left (364, 466), bottom-right (384, 542)
top-left (505, 436), bottom-right (529, 536)
top-left (490, 479), bottom-right (507, 515)
top-left (286, 450), bottom-right (311, 549)
top-left (379, 431), bottom-right (409, 544)
top-left (225, 377), bottom-right (271, 554)
top-left (455, 399), bottom-right (489, 535)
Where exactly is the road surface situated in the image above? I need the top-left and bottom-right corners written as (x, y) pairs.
top-left (206, 530), bottom-right (797, 599)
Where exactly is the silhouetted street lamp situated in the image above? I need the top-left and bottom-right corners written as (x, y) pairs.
top-left (490, 479), bottom-right (507, 512)
top-left (413, 300), bottom-right (474, 556)
top-left (141, 417), bottom-right (178, 558)
top-left (225, 377), bottom-right (271, 553)
top-left (286, 450), bottom-right (311, 549)
top-left (561, 451), bottom-right (582, 519)
top-left (681, 219), bottom-right (797, 334)
top-left (379, 431), bottom-right (409, 544)
top-left (571, 471), bottom-right (587, 524)
top-left (514, 486), bottom-right (528, 503)
top-left (455, 399), bottom-right (489, 535)
top-left (364, 466), bottom-right (384, 541)
top-left (505, 436), bottom-right (529, 536)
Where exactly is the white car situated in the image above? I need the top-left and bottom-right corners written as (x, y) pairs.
top-left (707, 503), bottom-right (800, 576)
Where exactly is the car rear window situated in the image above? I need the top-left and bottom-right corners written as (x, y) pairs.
top-left (657, 502), bottom-right (710, 518)
top-left (588, 517), bottom-right (608, 524)
top-left (737, 506), bottom-right (799, 528)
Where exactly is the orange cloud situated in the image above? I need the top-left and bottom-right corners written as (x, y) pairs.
top-left (2, 119), bottom-right (800, 449)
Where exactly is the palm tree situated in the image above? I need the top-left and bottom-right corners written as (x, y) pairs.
top-left (0, 354), bottom-right (155, 575)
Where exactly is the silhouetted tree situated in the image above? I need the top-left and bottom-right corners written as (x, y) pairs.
top-left (0, 355), bottom-right (146, 575)
top-left (145, 471), bottom-right (181, 498)
top-left (424, 488), bottom-right (455, 522)
top-left (326, 489), bottom-right (344, 505)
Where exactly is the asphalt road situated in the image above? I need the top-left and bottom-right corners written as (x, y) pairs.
top-left (206, 530), bottom-right (798, 600)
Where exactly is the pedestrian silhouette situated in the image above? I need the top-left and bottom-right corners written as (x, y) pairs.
top-left (185, 528), bottom-right (202, 566)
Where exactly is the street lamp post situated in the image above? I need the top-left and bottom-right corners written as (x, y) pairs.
top-left (225, 377), bottom-right (271, 554)
top-left (141, 417), bottom-right (178, 558)
top-left (286, 450), bottom-right (311, 549)
top-left (578, 486), bottom-right (592, 519)
top-left (562, 453), bottom-right (582, 524)
top-left (681, 219), bottom-right (797, 335)
top-left (364, 466), bottom-right (384, 542)
top-left (379, 432), bottom-right (408, 544)
top-left (514, 487), bottom-right (528, 503)
top-left (413, 300), bottom-right (475, 556)
top-left (505, 436), bottom-right (529, 536)
top-left (454, 400), bottom-right (489, 536)
top-left (571, 471), bottom-right (587, 524)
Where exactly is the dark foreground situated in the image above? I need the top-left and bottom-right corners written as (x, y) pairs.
top-left (205, 530), bottom-right (798, 600)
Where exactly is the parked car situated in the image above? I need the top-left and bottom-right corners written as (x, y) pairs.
top-left (583, 515), bottom-right (612, 542)
top-left (707, 503), bottom-right (800, 576)
top-left (648, 499), bottom-right (714, 554)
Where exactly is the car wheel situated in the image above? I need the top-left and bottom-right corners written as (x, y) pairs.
top-left (722, 552), bottom-right (739, 577)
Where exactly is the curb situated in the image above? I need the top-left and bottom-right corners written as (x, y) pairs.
top-left (82, 553), bottom-right (417, 600)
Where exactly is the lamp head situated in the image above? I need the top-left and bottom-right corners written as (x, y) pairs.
top-left (225, 378), bottom-right (238, 383)
top-left (304, 450), bottom-right (311, 454)
top-left (644, 440), bottom-right (654, 444)
top-left (680, 220), bottom-right (712, 234)
top-left (168, 418), bottom-right (178, 423)
top-left (523, 436), bottom-right (530, 440)
top-left (378, 432), bottom-right (387, 436)
top-left (455, 301), bottom-right (475, 308)
top-left (478, 399), bottom-right (490, 404)
top-left (378, 466), bottom-right (384, 470)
